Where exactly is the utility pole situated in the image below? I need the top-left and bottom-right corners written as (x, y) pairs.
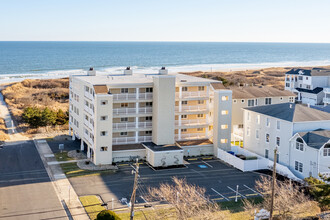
top-left (130, 159), bottom-right (139, 220)
top-left (269, 148), bottom-right (277, 220)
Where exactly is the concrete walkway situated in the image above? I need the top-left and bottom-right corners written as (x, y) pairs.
top-left (34, 139), bottom-right (89, 220)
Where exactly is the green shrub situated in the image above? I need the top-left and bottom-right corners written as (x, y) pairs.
top-left (22, 107), bottom-right (68, 128)
top-left (96, 210), bottom-right (121, 220)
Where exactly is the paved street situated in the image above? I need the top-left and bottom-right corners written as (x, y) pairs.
top-left (69, 158), bottom-right (262, 209)
top-left (0, 141), bottom-right (68, 220)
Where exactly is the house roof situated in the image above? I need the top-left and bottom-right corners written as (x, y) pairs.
top-left (93, 85), bottom-right (109, 94)
top-left (210, 82), bottom-right (226, 90)
top-left (296, 87), bottom-right (323, 94)
top-left (245, 103), bottom-right (330, 122)
top-left (311, 105), bottom-right (330, 113)
top-left (285, 68), bottom-right (330, 77)
top-left (229, 86), bottom-right (295, 99)
top-left (298, 129), bottom-right (330, 149)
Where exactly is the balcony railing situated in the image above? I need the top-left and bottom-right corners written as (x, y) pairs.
top-left (323, 88), bottom-right (330, 94)
top-left (175, 105), bottom-right (208, 112)
top-left (112, 93), bottom-right (153, 101)
top-left (112, 122), bottom-right (152, 130)
top-left (113, 107), bottom-right (152, 115)
top-left (175, 119), bottom-right (209, 126)
top-left (176, 91), bottom-right (208, 99)
top-left (323, 97), bottom-right (330, 104)
top-left (112, 136), bottom-right (152, 145)
top-left (175, 133), bottom-right (209, 140)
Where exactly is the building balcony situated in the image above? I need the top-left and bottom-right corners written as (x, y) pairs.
top-left (176, 91), bottom-right (208, 99)
top-left (84, 91), bottom-right (93, 100)
top-left (112, 122), bottom-right (152, 130)
top-left (113, 107), bottom-right (152, 115)
top-left (112, 136), bottom-right (152, 145)
top-left (175, 133), bottom-right (209, 140)
top-left (84, 105), bottom-right (94, 116)
top-left (323, 97), bottom-right (330, 104)
top-left (112, 93), bottom-right (153, 101)
top-left (175, 119), bottom-right (209, 127)
top-left (323, 88), bottom-right (330, 94)
top-left (175, 105), bottom-right (208, 112)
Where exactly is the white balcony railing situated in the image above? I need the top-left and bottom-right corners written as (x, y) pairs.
top-left (175, 133), bottom-right (209, 140)
top-left (138, 136), bottom-right (152, 142)
top-left (176, 91), bottom-right (208, 99)
top-left (175, 105), bottom-right (208, 112)
top-left (112, 93), bottom-right (153, 101)
top-left (112, 136), bottom-right (152, 145)
top-left (175, 119), bottom-right (209, 126)
top-left (113, 107), bottom-right (152, 115)
top-left (323, 88), bottom-right (330, 94)
top-left (112, 122), bottom-right (152, 130)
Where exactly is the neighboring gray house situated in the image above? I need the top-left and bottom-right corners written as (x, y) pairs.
top-left (289, 129), bottom-right (330, 179)
top-left (285, 68), bottom-right (330, 105)
top-left (243, 103), bottom-right (330, 179)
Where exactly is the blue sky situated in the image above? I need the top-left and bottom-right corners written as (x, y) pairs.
top-left (1, 0), bottom-right (330, 42)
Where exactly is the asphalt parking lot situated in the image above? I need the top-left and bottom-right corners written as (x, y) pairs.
top-left (69, 157), bottom-right (262, 209)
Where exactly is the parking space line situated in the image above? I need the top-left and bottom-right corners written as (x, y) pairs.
top-left (245, 193), bottom-right (258, 197)
top-left (243, 184), bottom-right (263, 197)
top-left (202, 157), bottom-right (213, 160)
top-left (228, 195), bottom-right (241, 199)
top-left (227, 186), bottom-right (246, 199)
top-left (202, 160), bottom-right (213, 168)
top-left (187, 158), bottom-right (198, 161)
top-left (117, 164), bottom-right (129, 166)
top-left (212, 197), bottom-right (224, 201)
top-left (211, 188), bottom-right (229, 201)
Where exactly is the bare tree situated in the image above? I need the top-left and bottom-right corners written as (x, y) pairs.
top-left (244, 176), bottom-right (320, 219)
top-left (148, 177), bottom-right (223, 220)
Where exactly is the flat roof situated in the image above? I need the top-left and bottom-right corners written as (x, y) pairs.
top-left (176, 139), bottom-right (213, 146)
top-left (143, 142), bottom-right (182, 152)
top-left (230, 86), bottom-right (295, 99)
top-left (112, 144), bottom-right (145, 151)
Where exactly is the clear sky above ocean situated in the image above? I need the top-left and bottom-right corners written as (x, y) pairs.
top-left (1, 0), bottom-right (330, 43)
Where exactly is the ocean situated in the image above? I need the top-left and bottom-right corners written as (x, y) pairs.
top-left (1, 41), bottom-right (330, 82)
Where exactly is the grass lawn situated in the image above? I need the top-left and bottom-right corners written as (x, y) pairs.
top-left (54, 151), bottom-right (75, 162)
top-left (219, 197), bottom-right (263, 213)
top-left (79, 195), bottom-right (105, 220)
top-left (60, 162), bottom-right (115, 178)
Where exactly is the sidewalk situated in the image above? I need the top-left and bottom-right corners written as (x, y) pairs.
top-left (34, 139), bottom-right (89, 220)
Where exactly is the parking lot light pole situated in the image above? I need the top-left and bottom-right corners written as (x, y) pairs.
top-left (235, 185), bottom-right (239, 202)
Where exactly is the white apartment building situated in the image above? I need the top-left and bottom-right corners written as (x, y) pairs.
top-left (243, 103), bottom-right (330, 179)
top-left (285, 68), bottom-right (330, 105)
top-left (69, 67), bottom-right (232, 166)
top-left (230, 86), bottom-right (295, 142)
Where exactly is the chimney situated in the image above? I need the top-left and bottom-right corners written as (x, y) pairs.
top-left (159, 66), bottom-right (168, 75)
top-left (87, 67), bottom-right (96, 76)
top-left (124, 66), bottom-right (133, 75)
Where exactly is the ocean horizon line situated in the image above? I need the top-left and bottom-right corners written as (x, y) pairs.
top-left (1, 41), bottom-right (330, 44)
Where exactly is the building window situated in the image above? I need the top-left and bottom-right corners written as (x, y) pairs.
top-left (256, 115), bottom-right (260, 124)
top-left (222, 96), bottom-right (229, 101)
top-left (266, 118), bottom-right (270, 127)
top-left (221, 124), bottom-right (228, 129)
top-left (295, 161), bottom-right (303, 173)
top-left (221, 110), bottom-right (229, 115)
top-left (256, 129), bottom-right (259, 139)
top-left (233, 99), bottom-right (237, 104)
top-left (265, 98), bottom-right (272, 105)
top-left (280, 97), bottom-right (283, 101)
top-left (181, 128), bottom-right (187, 132)
top-left (265, 149), bottom-right (269, 158)
top-left (247, 127), bottom-right (250, 136)
top-left (121, 103), bottom-right (128, 108)
top-left (100, 147), bottom-right (108, 151)
top-left (255, 99), bottom-right (258, 106)
top-left (198, 100), bottom-right (205, 104)
top-left (220, 139), bottom-right (228, 144)
top-left (85, 114), bottom-right (89, 121)
top-left (146, 102), bottom-right (153, 107)
top-left (266, 133), bottom-right (270, 143)
top-left (289, 97), bottom-right (294, 103)
top-left (145, 116), bottom-right (152, 121)
top-left (120, 132), bottom-right (128, 136)
top-left (276, 137), bottom-right (280, 146)
top-left (182, 87), bottom-right (188, 92)
top-left (100, 131), bottom-right (108, 136)
top-left (198, 86), bottom-right (205, 91)
top-left (298, 76), bottom-right (303, 80)
top-left (248, 99), bottom-right (254, 107)
top-left (241, 99), bottom-right (245, 103)
top-left (277, 121), bottom-right (280, 130)
top-left (121, 88), bottom-right (129, 93)
top-left (323, 144), bottom-right (330, 156)
top-left (101, 116), bottom-right (108, 121)
top-left (197, 128), bottom-right (204, 131)
top-left (146, 131), bottom-right (152, 135)
top-left (101, 100), bottom-right (108, 105)
top-left (238, 124), bottom-right (244, 129)
top-left (197, 114), bottom-right (204, 118)
top-left (85, 101), bottom-right (89, 107)
top-left (286, 83), bottom-right (290, 87)
top-left (306, 85), bottom-right (311, 89)
top-left (181, 115), bottom-right (187, 119)
top-left (146, 88), bottom-right (153, 93)
top-left (296, 138), bottom-right (304, 151)
top-left (276, 154), bottom-right (279, 163)
top-left (85, 86), bottom-right (89, 92)
top-left (121, 117), bottom-right (128, 122)
top-left (182, 101), bottom-right (188, 105)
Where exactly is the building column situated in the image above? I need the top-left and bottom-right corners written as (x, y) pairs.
top-left (135, 117), bottom-right (139, 142)
top-left (87, 146), bottom-right (91, 158)
top-left (72, 133), bottom-right (76, 141)
top-left (136, 102), bottom-right (139, 114)
top-left (178, 129), bottom-right (181, 140)
top-left (69, 127), bottom-right (72, 136)
top-left (80, 139), bottom-right (84, 151)
top-left (136, 88), bottom-right (139, 99)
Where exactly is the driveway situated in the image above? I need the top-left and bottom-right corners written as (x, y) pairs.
top-left (0, 141), bottom-right (68, 220)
